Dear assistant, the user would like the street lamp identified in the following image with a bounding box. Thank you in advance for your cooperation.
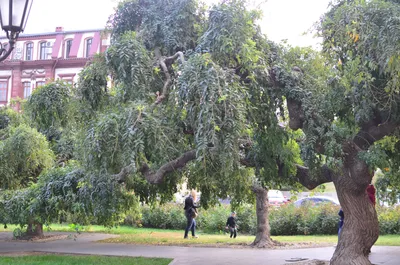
[0,0,33,62]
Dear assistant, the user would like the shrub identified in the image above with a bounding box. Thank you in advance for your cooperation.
[235,204,257,235]
[378,205,400,234]
[133,202,400,236]
[300,203,339,235]
[270,204,302,235]
[197,205,231,234]
[141,204,186,229]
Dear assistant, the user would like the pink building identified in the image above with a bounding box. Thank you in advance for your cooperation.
[0,27,110,106]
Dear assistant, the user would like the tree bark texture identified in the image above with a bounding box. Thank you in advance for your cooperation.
[251,186,274,248]
[156,51,185,104]
[330,143,379,265]
[26,221,44,238]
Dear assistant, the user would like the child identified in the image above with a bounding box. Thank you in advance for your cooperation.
[226,211,237,238]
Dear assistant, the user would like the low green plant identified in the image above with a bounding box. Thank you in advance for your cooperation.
[0,255,172,265]
[378,205,400,234]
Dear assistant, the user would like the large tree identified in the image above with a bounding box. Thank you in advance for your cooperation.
[276,0,400,264]
[103,0,302,248]
[0,82,137,237]
[3,1,400,264]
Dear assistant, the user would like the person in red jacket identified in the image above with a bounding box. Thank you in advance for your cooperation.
[366,184,376,254]
[367,184,376,207]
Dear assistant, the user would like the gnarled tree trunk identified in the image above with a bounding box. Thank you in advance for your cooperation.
[26,221,44,238]
[330,143,379,265]
[251,185,274,248]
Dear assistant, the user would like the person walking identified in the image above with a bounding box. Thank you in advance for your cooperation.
[338,208,344,238]
[183,190,199,239]
[226,211,237,238]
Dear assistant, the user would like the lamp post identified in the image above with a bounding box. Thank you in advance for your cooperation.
[0,0,33,62]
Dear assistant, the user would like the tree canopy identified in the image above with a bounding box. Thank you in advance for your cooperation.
[2,0,400,263]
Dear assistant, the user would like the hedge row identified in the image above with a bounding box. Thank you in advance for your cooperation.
[136,203,400,235]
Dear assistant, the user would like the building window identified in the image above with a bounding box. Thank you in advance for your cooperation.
[36,81,45,88]
[25,43,33,61]
[62,79,73,85]
[39,41,52,60]
[40,42,47,60]
[0,82,7,102]
[23,82,32,98]
[65,40,72,58]
[85,38,92,58]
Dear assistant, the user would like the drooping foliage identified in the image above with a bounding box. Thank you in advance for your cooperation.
[24,81,74,140]
[0,0,309,232]
[177,53,244,163]
[0,124,54,189]
[197,0,262,70]
[0,107,24,130]
[77,54,109,112]
[108,0,202,54]
[106,32,154,102]
[91,0,303,205]
[81,103,172,174]
[284,0,400,174]
[319,0,400,122]
[0,165,138,228]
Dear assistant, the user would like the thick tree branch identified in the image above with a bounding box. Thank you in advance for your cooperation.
[296,164,334,190]
[156,51,185,104]
[117,150,196,184]
[240,158,255,167]
[251,183,267,193]
[287,98,305,130]
[282,66,306,131]
[115,164,134,184]
[140,150,195,184]
[353,120,398,150]
[165,51,185,65]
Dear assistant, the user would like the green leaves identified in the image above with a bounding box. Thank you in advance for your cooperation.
[0,125,54,189]
[177,53,244,166]
[77,54,109,112]
[319,0,400,122]
[0,165,139,228]
[197,0,262,70]
[106,32,154,102]
[24,81,74,140]
[108,0,201,54]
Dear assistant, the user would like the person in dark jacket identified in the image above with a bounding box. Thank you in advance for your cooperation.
[338,208,344,238]
[226,211,237,238]
[183,190,199,239]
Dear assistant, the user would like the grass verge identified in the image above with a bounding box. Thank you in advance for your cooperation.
[2,224,400,247]
[0,254,172,265]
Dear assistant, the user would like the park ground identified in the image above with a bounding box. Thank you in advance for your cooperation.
[1,226,400,265]
[3,224,400,247]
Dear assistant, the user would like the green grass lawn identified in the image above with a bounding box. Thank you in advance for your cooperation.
[99,231,400,247]
[2,224,400,247]
[0,255,172,265]
[0,224,159,235]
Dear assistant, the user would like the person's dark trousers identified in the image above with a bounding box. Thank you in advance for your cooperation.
[184,212,196,238]
[229,227,237,238]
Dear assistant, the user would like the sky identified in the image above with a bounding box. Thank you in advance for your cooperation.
[12,0,331,48]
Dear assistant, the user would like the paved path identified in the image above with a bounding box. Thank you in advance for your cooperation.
[0,232,399,264]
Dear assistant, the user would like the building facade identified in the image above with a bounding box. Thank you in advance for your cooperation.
[0,27,110,106]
